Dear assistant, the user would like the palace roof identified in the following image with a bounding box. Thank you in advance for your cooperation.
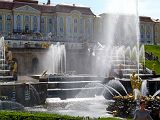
[0,0,94,15]
[139,16,154,22]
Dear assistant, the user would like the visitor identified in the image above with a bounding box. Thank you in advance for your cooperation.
[133,100,153,120]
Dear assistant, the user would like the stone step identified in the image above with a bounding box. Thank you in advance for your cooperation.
[48,81,101,89]
[47,87,104,99]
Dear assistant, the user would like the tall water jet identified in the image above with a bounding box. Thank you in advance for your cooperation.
[92,0,140,78]
[141,80,148,96]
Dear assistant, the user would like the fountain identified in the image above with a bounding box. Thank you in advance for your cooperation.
[0,0,160,119]
[0,36,47,108]
[25,0,160,119]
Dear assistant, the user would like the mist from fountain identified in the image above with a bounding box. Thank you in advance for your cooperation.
[108,79,128,95]
[139,45,145,66]
[27,84,40,104]
[40,43,66,75]
[90,0,140,78]
[0,100,24,110]
[151,90,160,99]
[56,0,141,117]
[141,80,148,96]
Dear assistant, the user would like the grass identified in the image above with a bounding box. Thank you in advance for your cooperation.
[144,45,160,74]
[0,110,131,120]
[145,45,160,58]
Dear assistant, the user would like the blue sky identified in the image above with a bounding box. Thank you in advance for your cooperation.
[39,0,160,19]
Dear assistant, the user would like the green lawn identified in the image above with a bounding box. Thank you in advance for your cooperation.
[144,45,160,74]
[0,111,130,120]
[145,45,160,58]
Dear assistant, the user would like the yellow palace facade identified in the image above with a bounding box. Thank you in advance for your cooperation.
[0,0,95,42]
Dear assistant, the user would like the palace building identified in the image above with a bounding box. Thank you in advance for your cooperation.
[0,0,95,42]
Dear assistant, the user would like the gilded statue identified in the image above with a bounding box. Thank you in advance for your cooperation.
[130,71,142,91]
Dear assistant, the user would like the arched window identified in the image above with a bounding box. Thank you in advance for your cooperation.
[74,18,78,33]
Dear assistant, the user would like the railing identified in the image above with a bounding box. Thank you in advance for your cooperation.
[3,33,95,49]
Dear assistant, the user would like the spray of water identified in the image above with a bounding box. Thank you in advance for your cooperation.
[39,43,66,74]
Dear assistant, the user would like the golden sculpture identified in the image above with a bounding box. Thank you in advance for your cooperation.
[130,71,142,91]
[41,42,49,48]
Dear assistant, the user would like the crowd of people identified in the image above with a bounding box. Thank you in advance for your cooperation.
[145,52,159,62]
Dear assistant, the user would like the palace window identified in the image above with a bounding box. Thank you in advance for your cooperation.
[25,16,30,32]
[33,24,37,32]
[59,17,64,32]
[33,16,37,22]
[66,16,72,33]
[25,24,29,32]
[0,15,2,20]
[33,16,37,32]
[146,25,151,39]
[80,18,84,33]
[0,15,2,32]
[6,23,11,32]
[49,18,52,24]
[41,17,45,33]
[25,16,29,22]
[17,15,21,21]
[141,34,144,39]
[74,18,78,33]
[17,23,21,32]
[86,19,90,34]
[0,23,2,32]
[7,15,11,20]
[48,18,52,32]
[74,19,77,23]
[6,15,11,32]
[17,15,22,32]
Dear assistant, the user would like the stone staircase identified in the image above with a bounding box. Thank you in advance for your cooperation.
[45,46,154,99]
